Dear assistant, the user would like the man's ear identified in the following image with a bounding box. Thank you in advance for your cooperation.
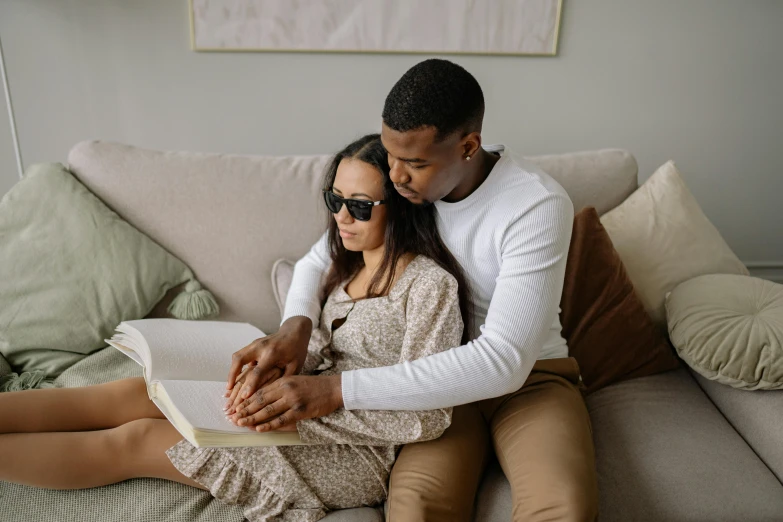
[461,131,482,159]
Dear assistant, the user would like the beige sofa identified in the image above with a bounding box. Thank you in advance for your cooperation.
[5,141,782,521]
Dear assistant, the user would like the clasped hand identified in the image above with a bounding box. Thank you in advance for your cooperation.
[223,317,343,432]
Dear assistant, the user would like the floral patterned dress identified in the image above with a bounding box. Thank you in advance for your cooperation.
[166,255,464,521]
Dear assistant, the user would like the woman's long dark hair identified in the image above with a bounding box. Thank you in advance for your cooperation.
[320,133,473,343]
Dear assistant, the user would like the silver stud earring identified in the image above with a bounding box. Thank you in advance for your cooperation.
[465,155,471,161]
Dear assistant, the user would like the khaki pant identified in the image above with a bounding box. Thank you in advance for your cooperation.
[387,357,598,522]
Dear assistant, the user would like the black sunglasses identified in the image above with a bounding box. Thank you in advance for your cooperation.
[323,190,386,222]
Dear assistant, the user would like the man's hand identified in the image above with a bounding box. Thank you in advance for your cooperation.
[224,363,282,413]
[224,316,313,412]
[229,374,343,431]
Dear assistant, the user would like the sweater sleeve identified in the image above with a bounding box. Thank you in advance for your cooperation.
[282,233,330,328]
[296,272,463,445]
[340,192,574,411]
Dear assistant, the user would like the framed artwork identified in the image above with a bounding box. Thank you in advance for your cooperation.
[190,0,563,56]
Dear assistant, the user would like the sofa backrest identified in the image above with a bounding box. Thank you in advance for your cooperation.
[68,141,638,333]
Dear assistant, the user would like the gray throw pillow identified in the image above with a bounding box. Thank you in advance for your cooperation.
[666,274,783,390]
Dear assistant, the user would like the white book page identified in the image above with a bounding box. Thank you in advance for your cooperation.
[107,338,145,367]
[159,379,262,433]
[106,333,152,381]
[122,319,265,383]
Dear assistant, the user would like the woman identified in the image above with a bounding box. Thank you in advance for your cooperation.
[0,134,471,520]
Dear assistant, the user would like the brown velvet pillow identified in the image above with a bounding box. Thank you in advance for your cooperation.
[560,207,680,394]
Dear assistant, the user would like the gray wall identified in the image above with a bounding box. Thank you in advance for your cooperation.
[1,0,781,273]
[0,57,16,198]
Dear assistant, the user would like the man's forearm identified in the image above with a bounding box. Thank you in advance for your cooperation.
[297,407,450,445]
[340,335,540,411]
[280,315,313,335]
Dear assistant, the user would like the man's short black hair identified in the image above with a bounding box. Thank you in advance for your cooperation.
[382,59,485,141]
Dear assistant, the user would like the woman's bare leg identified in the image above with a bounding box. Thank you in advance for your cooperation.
[0,418,206,490]
[0,377,163,433]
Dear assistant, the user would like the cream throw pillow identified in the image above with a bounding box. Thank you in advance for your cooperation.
[600,161,748,326]
[271,259,296,320]
[666,274,783,390]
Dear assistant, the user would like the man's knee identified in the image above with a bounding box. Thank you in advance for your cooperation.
[388,448,474,521]
[514,483,598,522]
[387,404,490,522]
[387,478,473,522]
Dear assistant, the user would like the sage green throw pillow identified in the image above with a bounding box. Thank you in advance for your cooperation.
[0,352,10,377]
[666,274,783,390]
[0,163,218,383]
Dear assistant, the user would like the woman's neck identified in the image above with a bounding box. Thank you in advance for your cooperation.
[350,247,414,299]
[361,246,385,277]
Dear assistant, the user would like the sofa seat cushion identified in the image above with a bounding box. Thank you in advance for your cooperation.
[446,368,783,522]
[586,368,783,521]
[473,458,512,522]
[1,348,246,522]
[693,371,783,484]
[0,348,382,522]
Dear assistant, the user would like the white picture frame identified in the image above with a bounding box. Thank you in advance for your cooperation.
[189,0,563,56]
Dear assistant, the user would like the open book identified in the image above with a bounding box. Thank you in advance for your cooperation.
[105,319,304,448]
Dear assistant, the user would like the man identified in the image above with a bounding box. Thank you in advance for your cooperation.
[227,59,598,521]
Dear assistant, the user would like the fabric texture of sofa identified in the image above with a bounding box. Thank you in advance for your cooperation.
[2,141,782,521]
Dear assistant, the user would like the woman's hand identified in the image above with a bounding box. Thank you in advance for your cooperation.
[230,374,343,431]
[224,367,299,433]
[224,363,281,414]
[224,316,313,411]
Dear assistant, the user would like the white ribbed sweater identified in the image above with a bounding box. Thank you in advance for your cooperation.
[283,147,574,411]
